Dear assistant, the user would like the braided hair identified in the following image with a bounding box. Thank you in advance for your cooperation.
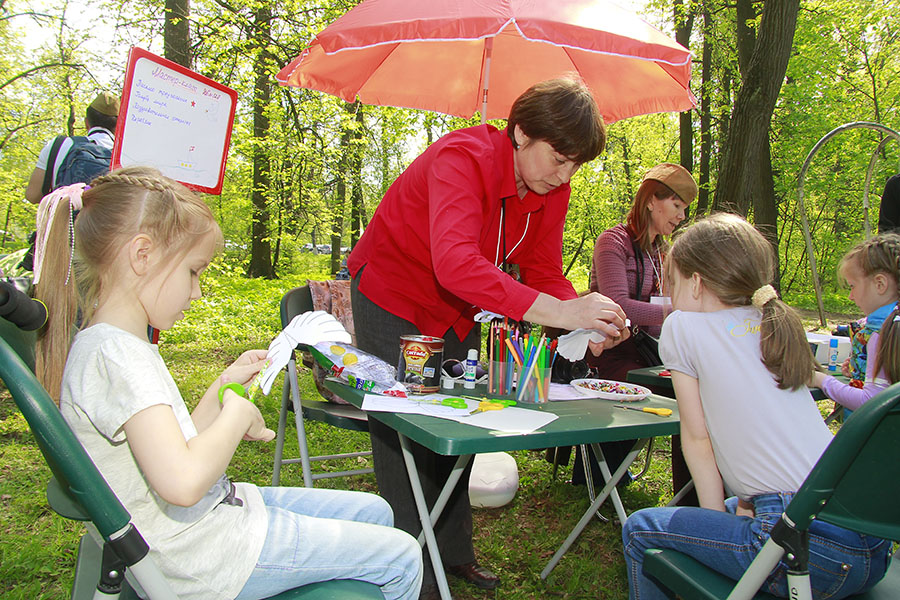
[35,166,220,401]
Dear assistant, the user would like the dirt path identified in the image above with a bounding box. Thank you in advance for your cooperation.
[794,307,860,333]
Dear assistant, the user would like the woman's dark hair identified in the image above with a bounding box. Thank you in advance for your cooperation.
[506,76,606,164]
[85,106,118,132]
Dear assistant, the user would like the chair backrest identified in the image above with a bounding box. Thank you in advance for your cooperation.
[281,285,315,328]
[0,332,131,538]
[0,315,36,371]
[786,381,900,541]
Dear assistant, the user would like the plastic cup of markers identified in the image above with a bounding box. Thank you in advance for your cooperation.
[516,365,551,404]
[489,360,515,396]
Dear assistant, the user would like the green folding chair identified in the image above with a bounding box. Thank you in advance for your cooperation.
[0,326,383,599]
[271,284,373,487]
[643,382,900,600]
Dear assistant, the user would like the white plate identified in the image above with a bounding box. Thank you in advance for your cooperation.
[570,378,651,401]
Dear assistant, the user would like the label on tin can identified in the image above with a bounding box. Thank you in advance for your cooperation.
[398,335,444,393]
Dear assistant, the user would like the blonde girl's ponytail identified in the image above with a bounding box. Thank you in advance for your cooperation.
[752,284,817,390]
[33,185,85,403]
[667,213,817,390]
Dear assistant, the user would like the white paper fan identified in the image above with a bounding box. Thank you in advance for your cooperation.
[258,311,351,395]
[556,328,607,361]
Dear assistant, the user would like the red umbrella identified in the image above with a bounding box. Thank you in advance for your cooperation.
[276,0,695,124]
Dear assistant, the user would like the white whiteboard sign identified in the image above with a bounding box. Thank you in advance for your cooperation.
[112,47,237,194]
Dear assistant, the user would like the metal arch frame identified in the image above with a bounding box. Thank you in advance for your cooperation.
[796,121,900,327]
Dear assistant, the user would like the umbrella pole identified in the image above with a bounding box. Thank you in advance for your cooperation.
[480,38,493,125]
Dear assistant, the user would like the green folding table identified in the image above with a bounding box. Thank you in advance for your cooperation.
[324,380,680,599]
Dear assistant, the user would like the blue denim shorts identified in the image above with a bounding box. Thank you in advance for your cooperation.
[749,493,891,598]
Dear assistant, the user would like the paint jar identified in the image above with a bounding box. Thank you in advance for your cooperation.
[398,335,444,393]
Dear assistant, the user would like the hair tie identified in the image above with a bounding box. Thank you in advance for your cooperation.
[751,284,777,309]
[33,183,86,286]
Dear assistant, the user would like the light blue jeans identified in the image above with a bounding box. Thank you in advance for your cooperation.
[236,486,423,600]
[622,493,891,600]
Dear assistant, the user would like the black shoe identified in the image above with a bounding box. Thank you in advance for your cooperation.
[446,561,501,590]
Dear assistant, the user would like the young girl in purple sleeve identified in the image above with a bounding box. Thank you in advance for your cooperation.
[810,234,900,411]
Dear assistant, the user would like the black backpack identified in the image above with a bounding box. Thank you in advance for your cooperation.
[22,135,113,272]
[40,134,113,196]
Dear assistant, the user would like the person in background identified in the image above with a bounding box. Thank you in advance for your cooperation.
[24,91,119,204]
[20,91,120,273]
[877,174,900,233]
[348,76,628,599]
[574,163,697,500]
[622,213,890,600]
[810,233,900,413]
[36,167,423,600]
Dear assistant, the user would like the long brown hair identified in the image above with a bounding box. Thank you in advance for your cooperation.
[666,213,816,390]
[34,166,220,402]
[627,179,677,251]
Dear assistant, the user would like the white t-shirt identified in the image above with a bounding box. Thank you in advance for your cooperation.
[36,127,115,188]
[659,306,833,500]
[60,323,267,600]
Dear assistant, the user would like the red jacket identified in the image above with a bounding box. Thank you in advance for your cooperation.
[348,124,577,340]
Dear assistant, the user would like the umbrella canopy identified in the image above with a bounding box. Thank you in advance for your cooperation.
[276,0,695,124]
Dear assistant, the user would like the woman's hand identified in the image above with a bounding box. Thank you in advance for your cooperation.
[587,325,631,356]
[554,292,627,339]
[219,349,269,388]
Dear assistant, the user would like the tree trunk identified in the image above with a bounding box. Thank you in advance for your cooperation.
[331,103,355,275]
[247,5,274,278]
[675,0,695,176]
[696,7,713,216]
[350,104,365,248]
[713,0,799,225]
[164,0,191,69]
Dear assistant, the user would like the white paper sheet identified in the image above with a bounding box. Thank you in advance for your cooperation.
[361,393,557,433]
[549,382,590,401]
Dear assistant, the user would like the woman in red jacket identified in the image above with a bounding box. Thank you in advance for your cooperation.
[349,77,626,598]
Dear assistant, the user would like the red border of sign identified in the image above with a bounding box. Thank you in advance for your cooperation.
[112,47,238,195]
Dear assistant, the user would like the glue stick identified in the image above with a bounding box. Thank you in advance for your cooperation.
[464,349,478,389]
[828,338,839,372]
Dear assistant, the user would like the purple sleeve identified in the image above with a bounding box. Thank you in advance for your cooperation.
[821,332,888,410]
[591,227,666,330]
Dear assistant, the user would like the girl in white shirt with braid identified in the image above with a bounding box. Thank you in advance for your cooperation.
[35,166,422,600]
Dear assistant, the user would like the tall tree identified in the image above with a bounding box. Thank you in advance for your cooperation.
[247,2,274,278]
[695,6,713,215]
[164,0,191,68]
[674,0,695,175]
[713,0,800,259]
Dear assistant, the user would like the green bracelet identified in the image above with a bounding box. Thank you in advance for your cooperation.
[218,382,248,404]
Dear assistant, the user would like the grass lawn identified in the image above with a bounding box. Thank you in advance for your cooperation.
[0,263,854,599]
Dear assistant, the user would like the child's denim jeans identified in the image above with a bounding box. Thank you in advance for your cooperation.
[623,492,891,600]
